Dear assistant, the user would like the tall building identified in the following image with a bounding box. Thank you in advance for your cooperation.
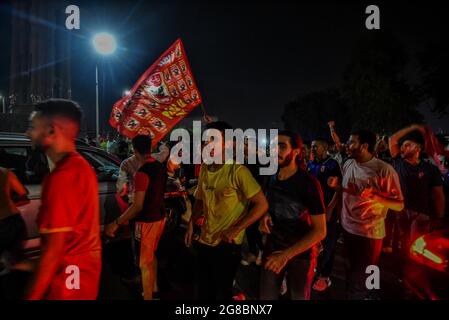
[9,0,72,113]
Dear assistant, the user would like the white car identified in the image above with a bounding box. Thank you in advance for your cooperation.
[0,132,127,261]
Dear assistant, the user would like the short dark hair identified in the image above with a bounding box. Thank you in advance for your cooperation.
[351,129,377,154]
[401,130,425,149]
[132,135,152,155]
[205,121,233,134]
[34,99,82,128]
[312,138,329,148]
[278,130,303,150]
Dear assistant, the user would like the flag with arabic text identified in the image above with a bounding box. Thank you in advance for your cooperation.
[109,39,202,146]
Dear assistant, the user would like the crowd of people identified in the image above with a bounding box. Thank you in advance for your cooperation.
[82,132,133,161]
[1,98,448,300]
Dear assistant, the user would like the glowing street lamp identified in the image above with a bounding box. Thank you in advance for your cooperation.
[92,32,117,141]
[92,32,117,55]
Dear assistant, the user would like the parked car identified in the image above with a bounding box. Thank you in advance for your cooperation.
[404,226,449,300]
[0,132,186,261]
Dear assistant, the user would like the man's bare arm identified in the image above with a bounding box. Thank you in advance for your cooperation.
[328,121,344,152]
[389,124,425,158]
[264,214,326,274]
[284,214,326,259]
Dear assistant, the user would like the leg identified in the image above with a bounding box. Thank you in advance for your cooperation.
[259,253,285,300]
[197,243,216,300]
[138,219,165,300]
[196,243,217,300]
[383,211,394,251]
[214,242,242,300]
[410,213,430,243]
[318,217,338,278]
[286,257,316,300]
[130,221,139,270]
[153,256,158,293]
[0,214,25,263]
[398,210,412,259]
[392,214,401,253]
[343,230,382,300]
[140,259,155,300]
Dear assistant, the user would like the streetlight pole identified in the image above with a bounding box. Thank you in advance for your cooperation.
[92,32,117,144]
[95,64,100,143]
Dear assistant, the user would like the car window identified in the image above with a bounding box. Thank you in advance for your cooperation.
[0,147,49,185]
[79,150,119,182]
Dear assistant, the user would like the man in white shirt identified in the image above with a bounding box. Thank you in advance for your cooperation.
[334,129,404,299]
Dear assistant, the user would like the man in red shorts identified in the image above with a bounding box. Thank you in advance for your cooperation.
[105,135,167,300]
[26,99,102,300]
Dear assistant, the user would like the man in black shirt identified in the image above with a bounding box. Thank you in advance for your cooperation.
[389,124,445,248]
[105,135,167,300]
[259,131,326,300]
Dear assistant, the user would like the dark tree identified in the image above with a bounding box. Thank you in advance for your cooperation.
[341,31,423,134]
[281,88,349,142]
[282,31,424,139]
[418,42,449,118]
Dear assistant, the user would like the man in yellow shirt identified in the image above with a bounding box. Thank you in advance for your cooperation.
[185,121,268,300]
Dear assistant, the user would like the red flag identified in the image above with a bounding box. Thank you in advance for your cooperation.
[423,126,449,158]
[109,39,202,146]
[423,126,449,173]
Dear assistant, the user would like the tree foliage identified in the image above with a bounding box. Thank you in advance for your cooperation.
[282,31,424,139]
[418,42,449,118]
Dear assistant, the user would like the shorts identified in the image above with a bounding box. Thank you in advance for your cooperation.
[135,218,166,267]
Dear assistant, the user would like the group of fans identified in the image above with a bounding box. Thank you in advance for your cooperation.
[0,98,448,300]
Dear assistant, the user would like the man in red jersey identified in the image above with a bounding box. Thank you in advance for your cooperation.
[25,99,102,300]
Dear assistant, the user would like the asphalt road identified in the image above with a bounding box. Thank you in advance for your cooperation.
[102,225,411,300]
[0,225,411,300]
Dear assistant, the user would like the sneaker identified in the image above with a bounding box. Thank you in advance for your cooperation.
[232,293,246,300]
[382,246,393,254]
[280,276,288,295]
[312,277,332,292]
[337,235,344,244]
[240,254,257,266]
[255,251,263,266]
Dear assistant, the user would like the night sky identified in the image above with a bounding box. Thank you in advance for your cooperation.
[0,0,448,133]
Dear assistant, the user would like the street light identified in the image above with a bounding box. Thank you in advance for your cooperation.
[92,33,117,55]
[92,32,117,142]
